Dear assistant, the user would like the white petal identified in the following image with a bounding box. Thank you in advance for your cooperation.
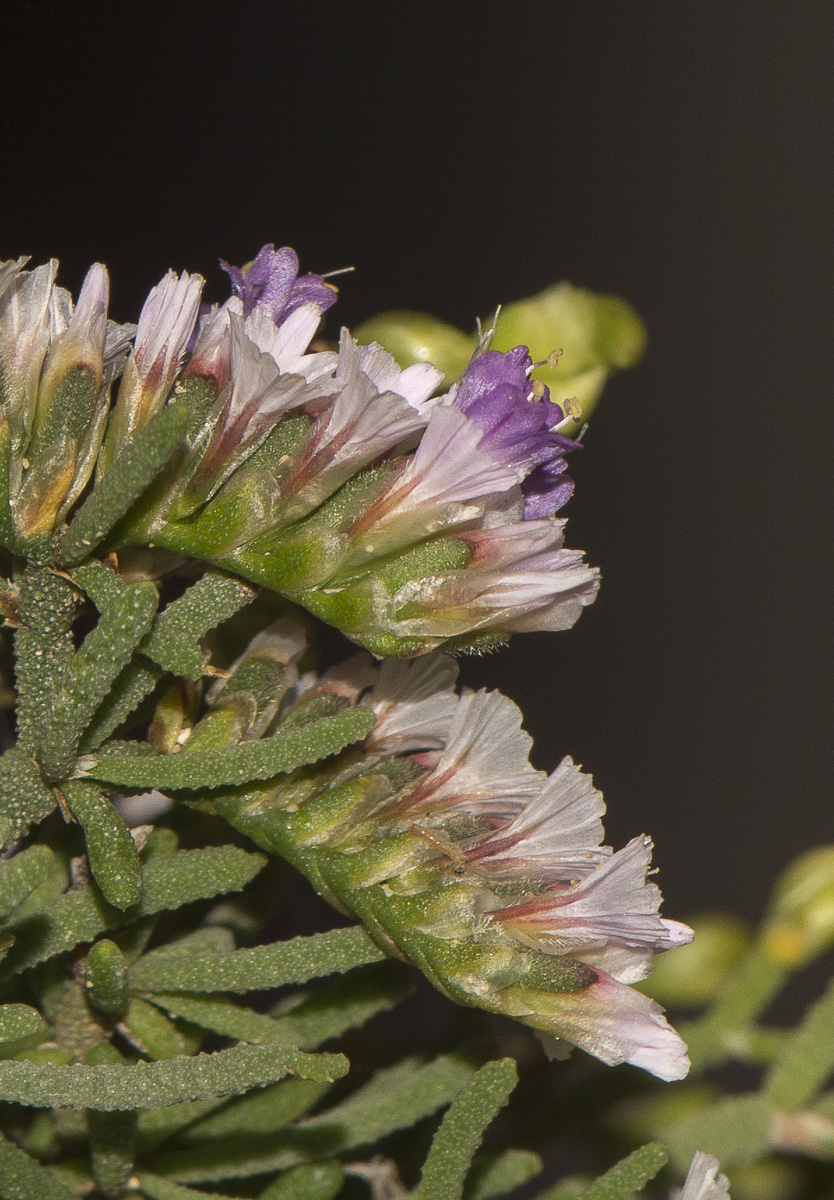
[473,757,609,879]
[348,335,443,411]
[388,538,599,641]
[537,968,690,1081]
[134,270,203,380]
[672,1151,731,1200]
[319,652,379,703]
[405,689,543,819]
[0,256,28,302]
[498,837,691,981]
[365,653,460,753]
[246,303,336,381]
[399,406,517,510]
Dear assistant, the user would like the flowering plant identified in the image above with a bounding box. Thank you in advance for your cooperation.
[0,246,832,1199]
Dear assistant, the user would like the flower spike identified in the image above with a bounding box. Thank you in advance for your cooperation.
[0,245,614,659]
[193,633,691,1082]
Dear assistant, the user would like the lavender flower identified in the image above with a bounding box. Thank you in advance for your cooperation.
[219,243,337,324]
[446,345,579,519]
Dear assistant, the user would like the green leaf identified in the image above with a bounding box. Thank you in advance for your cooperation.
[86,706,377,790]
[684,943,790,1069]
[269,961,414,1049]
[0,1040,346,1110]
[141,571,257,680]
[153,1051,481,1183]
[465,1149,543,1200]
[171,1079,332,1147]
[13,566,79,759]
[63,780,143,910]
[148,964,413,1050]
[0,1132,78,1200]
[302,1051,482,1159]
[61,404,189,565]
[131,926,384,993]
[72,559,127,612]
[147,992,299,1045]
[136,1098,226,1155]
[121,998,201,1061]
[0,1005,43,1044]
[582,1144,668,1200]
[137,1174,240,1200]
[88,1105,137,1197]
[765,976,834,1111]
[532,1180,591,1200]
[0,751,56,842]
[0,414,13,550]
[258,1163,344,1200]
[664,1093,770,1171]
[41,580,159,778]
[0,845,55,919]
[413,1059,518,1200]
[0,846,265,978]
[78,655,164,753]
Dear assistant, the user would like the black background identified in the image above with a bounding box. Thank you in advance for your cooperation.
[2,2,832,923]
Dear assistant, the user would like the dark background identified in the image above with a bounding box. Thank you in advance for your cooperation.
[2,2,832,923]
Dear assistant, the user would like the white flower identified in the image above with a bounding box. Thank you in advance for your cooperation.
[531,967,690,1081]
[352,338,443,414]
[398,688,544,820]
[132,269,204,387]
[0,260,57,461]
[384,518,599,641]
[466,756,611,881]
[104,269,204,463]
[672,1151,731,1200]
[496,834,692,984]
[35,263,110,424]
[273,331,430,523]
[341,404,519,569]
[245,302,336,382]
[363,653,460,753]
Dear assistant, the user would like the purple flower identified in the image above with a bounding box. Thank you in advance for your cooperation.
[220,244,337,325]
[448,346,579,519]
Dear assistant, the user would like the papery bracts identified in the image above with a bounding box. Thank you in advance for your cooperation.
[0,247,603,654]
[77,612,691,1081]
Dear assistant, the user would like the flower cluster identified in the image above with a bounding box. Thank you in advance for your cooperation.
[0,246,598,654]
[203,622,691,1081]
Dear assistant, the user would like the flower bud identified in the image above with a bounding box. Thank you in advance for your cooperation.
[353,311,475,384]
[12,265,111,541]
[100,269,203,474]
